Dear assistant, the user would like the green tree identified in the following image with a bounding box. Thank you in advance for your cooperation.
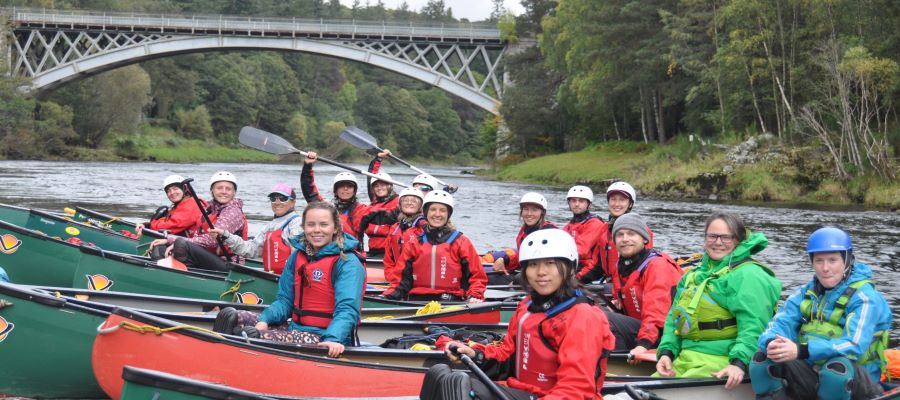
[53,65,152,148]
[174,105,214,140]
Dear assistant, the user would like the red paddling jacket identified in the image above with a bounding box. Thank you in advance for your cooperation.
[611,249,683,348]
[382,213,426,285]
[474,293,615,399]
[362,157,399,254]
[300,163,369,241]
[563,213,606,282]
[385,227,487,300]
[147,198,205,236]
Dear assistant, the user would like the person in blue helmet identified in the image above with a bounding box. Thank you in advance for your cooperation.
[750,227,891,400]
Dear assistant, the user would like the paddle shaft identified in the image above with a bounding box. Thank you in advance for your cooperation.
[449,345,512,400]
[303,151,408,188]
[181,178,234,263]
[341,127,451,187]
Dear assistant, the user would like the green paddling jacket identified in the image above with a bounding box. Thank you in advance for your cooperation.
[657,231,782,372]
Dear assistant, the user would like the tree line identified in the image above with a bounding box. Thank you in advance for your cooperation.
[494,0,899,179]
[0,0,494,161]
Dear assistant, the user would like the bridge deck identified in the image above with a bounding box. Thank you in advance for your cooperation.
[8,8,502,44]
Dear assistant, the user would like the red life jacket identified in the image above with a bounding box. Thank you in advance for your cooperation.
[364,195,399,251]
[514,295,601,393]
[613,250,678,318]
[291,252,340,329]
[261,215,299,275]
[384,215,425,283]
[411,230,463,292]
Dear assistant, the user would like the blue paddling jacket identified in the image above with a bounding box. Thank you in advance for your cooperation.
[758,261,892,381]
[258,232,365,345]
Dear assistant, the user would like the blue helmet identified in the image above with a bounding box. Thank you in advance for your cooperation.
[806,227,852,256]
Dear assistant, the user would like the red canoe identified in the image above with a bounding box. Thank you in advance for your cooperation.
[92,308,429,399]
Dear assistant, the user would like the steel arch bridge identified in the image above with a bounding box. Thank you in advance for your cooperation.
[5,8,508,113]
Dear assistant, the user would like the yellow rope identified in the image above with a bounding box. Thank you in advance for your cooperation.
[219,279,252,300]
[117,320,223,338]
[414,301,464,316]
[363,315,395,321]
[103,217,120,225]
[409,343,434,351]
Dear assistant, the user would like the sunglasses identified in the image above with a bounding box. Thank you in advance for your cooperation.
[268,194,293,203]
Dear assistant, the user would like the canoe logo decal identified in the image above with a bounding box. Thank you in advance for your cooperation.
[0,234,22,255]
[65,226,80,236]
[0,316,13,342]
[235,292,263,305]
[86,274,114,291]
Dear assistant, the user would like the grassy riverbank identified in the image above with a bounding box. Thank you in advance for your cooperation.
[490,140,900,210]
[74,126,279,163]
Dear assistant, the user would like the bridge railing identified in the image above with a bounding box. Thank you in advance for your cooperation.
[6,7,501,41]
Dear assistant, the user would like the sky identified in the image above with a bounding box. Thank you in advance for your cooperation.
[339,0,525,22]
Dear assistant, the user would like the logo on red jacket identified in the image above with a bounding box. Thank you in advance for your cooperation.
[235,292,264,305]
[312,268,324,282]
[0,316,14,343]
[0,234,22,254]
[86,274,114,291]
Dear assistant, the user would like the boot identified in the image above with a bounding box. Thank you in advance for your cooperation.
[213,307,239,335]
[420,364,453,400]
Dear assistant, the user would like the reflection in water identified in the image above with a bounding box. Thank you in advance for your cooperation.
[1,160,898,343]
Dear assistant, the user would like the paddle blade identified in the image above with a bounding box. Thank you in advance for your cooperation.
[340,126,380,150]
[239,126,302,155]
[157,256,187,271]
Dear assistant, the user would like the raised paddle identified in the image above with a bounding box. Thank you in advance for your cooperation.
[448,344,512,400]
[340,126,457,193]
[239,126,408,188]
[181,178,234,263]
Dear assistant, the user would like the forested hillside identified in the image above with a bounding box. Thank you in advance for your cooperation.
[496,0,899,181]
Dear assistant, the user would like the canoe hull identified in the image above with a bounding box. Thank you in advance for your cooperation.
[93,310,429,399]
[0,282,107,398]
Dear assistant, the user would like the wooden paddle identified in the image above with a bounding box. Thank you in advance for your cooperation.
[239,126,408,187]
[448,344,512,400]
[340,126,456,193]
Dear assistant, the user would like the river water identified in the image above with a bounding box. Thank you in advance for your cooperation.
[1,160,898,344]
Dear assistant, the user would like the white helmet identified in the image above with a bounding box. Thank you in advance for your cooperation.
[412,173,441,192]
[372,171,393,185]
[398,187,424,202]
[333,172,358,192]
[566,185,593,202]
[423,190,454,217]
[163,174,185,191]
[519,192,548,210]
[209,171,237,190]
[607,181,636,204]
[518,228,578,265]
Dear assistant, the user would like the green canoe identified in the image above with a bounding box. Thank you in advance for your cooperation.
[64,205,269,270]
[0,282,108,398]
[0,217,280,304]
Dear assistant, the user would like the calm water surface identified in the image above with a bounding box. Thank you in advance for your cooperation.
[1,160,897,344]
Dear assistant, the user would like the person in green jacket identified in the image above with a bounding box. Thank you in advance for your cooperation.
[655,212,782,390]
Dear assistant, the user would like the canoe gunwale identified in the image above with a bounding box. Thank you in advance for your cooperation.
[122,366,279,400]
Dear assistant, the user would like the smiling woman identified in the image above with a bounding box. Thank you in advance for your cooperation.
[209,183,303,274]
